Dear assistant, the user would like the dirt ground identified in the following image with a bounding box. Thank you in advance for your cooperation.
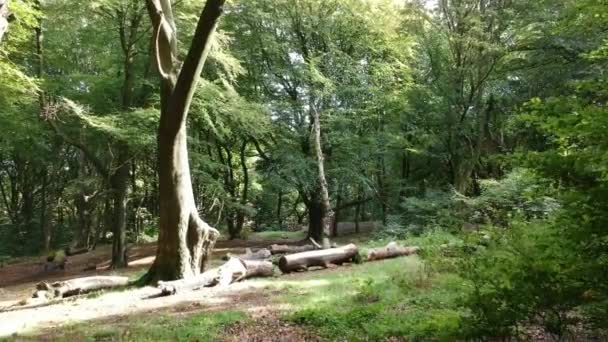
[0,237,326,339]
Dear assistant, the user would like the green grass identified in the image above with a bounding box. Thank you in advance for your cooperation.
[9,310,247,342]
[248,234,470,341]
[282,259,467,340]
[249,230,306,241]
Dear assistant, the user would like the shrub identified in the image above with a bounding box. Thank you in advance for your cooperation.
[458,220,585,339]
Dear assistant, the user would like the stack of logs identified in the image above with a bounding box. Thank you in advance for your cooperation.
[9,240,419,309]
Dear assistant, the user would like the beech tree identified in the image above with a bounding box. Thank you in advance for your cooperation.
[0,0,8,44]
[143,0,225,281]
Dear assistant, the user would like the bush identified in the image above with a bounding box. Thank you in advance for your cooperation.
[458,220,585,339]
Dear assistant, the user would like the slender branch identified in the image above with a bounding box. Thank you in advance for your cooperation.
[46,119,110,179]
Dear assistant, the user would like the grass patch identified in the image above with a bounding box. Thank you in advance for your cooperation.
[10,310,247,341]
[255,248,468,341]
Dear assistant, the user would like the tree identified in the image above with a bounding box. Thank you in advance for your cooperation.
[143,0,225,282]
[0,0,9,44]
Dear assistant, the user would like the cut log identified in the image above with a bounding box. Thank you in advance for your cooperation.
[224,248,271,261]
[278,243,359,273]
[158,258,274,295]
[158,268,220,295]
[218,258,274,286]
[366,242,420,261]
[269,244,315,255]
[36,276,129,298]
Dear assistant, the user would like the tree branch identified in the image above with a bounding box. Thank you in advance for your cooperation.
[46,119,109,179]
[164,0,226,135]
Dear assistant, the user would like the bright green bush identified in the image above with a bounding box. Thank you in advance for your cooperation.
[458,220,586,339]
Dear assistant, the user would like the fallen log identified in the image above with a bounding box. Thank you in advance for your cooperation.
[158,268,220,295]
[158,258,274,295]
[366,242,420,261]
[278,243,359,273]
[36,276,129,298]
[223,248,271,261]
[218,258,274,286]
[269,244,315,255]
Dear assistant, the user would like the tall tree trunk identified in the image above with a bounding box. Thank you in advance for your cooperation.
[311,107,333,246]
[40,173,52,253]
[235,141,249,237]
[332,185,342,237]
[277,189,283,229]
[144,0,224,282]
[306,193,323,242]
[110,150,129,268]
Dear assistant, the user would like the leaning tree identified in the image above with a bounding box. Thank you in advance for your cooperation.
[144,0,225,282]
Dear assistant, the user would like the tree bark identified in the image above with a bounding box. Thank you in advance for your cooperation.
[311,107,333,247]
[234,140,249,237]
[278,243,359,273]
[277,189,283,229]
[110,150,129,268]
[144,0,225,282]
[306,195,323,242]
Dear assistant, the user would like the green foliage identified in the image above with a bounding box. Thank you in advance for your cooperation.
[458,220,586,339]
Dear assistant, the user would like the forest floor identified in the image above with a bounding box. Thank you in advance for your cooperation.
[0,230,432,341]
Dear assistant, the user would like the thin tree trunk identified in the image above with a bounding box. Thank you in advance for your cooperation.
[235,140,249,236]
[332,185,342,237]
[277,189,283,229]
[311,107,333,247]
[110,151,129,268]
[355,188,361,234]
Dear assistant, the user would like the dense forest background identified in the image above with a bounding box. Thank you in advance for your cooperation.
[1,0,608,339]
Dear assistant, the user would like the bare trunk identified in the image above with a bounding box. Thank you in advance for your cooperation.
[311,108,333,246]
[306,196,323,242]
[277,189,283,229]
[40,173,52,253]
[110,151,129,268]
[143,0,225,282]
[332,186,342,237]
[234,141,249,236]
[149,124,218,281]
